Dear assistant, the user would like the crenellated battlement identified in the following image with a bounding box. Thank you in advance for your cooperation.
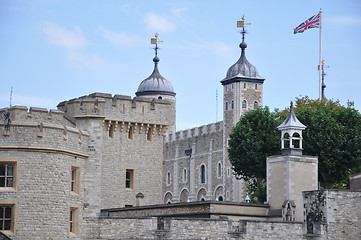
[165,121,223,143]
[0,105,89,156]
[58,92,176,132]
[0,105,65,125]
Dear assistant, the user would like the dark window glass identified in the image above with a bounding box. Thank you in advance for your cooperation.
[0,178,5,187]
[200,165,206,184]
[6,178,13,187]
[7,165,13,176]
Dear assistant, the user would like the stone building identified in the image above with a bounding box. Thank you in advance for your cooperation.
[0,25,360,239]
[163,35,264,204]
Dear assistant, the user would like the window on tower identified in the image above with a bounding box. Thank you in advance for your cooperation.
[253,101,259,109]
[231,101,234,109]
[225,102,229,110]
[125,169,134,189]
[0,204,14,232]
[200,165,206,184]
[0,162,17,190]
[242,100,247,109]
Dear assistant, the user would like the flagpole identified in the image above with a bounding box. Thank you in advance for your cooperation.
[318,9,323,100]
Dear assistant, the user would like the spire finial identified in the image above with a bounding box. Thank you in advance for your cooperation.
[237,15,251,43]
[150,33,163,58]
[290,101,294,111]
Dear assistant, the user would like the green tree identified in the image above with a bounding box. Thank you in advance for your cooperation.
[287,97,361,188]
[228,107,281,202]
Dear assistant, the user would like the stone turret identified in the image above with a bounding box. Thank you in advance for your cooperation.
[266,102,318,221]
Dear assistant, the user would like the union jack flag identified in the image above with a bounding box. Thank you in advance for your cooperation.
[294,13,320,34]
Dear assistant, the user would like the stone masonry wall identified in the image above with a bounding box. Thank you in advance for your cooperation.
[0,106,89,239]
[303,190,361,239]
[94,217,307,240]
[58,92,173,212]
[164,122,231,203]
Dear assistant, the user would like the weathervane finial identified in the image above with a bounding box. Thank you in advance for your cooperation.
[150,33,163,57]
[237,14,251,41]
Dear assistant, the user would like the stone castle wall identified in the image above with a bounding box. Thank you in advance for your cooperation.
[57,93,174,211]
[163,122,244,203]
[57,92,175,133]
[303,190,361,239]
[0,106,89,240]
[92,217,305,240]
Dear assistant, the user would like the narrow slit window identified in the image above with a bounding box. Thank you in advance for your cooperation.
[69,207,79,235]
[125,169,134,189]
[200,165,206,184]
[70,167,79,194]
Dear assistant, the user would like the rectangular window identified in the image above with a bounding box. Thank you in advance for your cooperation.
[125,169,134,189]
[69,207,79,236]
[0,205,13,232]
[0,162,16,190]
[70,167,79,194]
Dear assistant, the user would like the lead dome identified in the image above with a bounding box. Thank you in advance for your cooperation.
[136,56,175,97]
[224,40,263,80]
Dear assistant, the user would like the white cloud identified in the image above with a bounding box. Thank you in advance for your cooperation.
[171,7,187,18]
[43,22,87,50]
[97,26,138,47]
[145,13,175,32]
[43,22,108,71]
[67,52,108,71]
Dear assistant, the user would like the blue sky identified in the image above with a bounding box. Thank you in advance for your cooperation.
[0,0,360,130]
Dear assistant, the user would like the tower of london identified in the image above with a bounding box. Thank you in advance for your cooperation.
[0,26,360,240]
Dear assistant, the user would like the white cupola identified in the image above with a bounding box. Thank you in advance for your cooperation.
[277,102,306,155]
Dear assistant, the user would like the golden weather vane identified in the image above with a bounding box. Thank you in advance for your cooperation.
[150,33,163,57]
[237,15,251,41]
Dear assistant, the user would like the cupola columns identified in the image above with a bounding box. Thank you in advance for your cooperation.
[277,102,306,156]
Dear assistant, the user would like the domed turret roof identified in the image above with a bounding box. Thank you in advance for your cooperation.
[222,40,264,83]
[136,56,175,97]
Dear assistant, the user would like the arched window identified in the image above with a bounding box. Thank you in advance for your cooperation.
[231,101,234,109]
[147,127,152,141]
[255,83,258,89]
[200,165,206,184]
[243,82,246,88]
[253,101,259,109]
[292,132,301,148]
[217,162,222,178]
[128,126,133,140]
[158,96,162,100]
[242,100,247,109]
[109,123,115,138]
[225,102,229,110]
[283,132,290,148]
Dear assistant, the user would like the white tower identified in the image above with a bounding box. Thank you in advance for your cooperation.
[221,17,265,202]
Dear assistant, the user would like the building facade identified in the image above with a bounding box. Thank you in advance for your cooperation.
[163,36,264,204]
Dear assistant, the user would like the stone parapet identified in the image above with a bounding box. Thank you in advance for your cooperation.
[165,121,223,143]
[57,92,175,133]
[0,106,65,125]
